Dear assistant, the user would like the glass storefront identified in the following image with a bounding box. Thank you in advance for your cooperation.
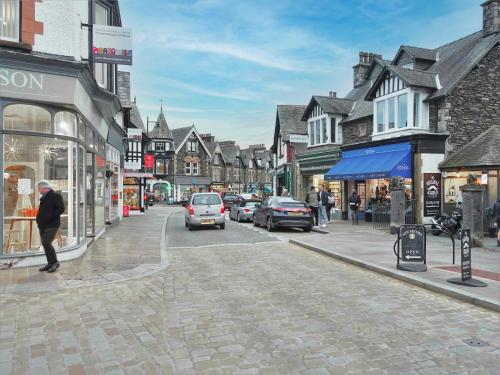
[106,145,121,222]
[1,101,111,256]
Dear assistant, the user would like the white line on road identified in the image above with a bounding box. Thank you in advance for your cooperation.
[169,241,279,250]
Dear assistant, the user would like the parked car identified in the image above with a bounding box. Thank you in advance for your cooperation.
[253,196,313,232]
[184,193,226,230]
[145,192,155,206]
[223,194,239,211]
[229,199,262,222]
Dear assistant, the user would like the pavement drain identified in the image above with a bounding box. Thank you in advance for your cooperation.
[463,337,490,347]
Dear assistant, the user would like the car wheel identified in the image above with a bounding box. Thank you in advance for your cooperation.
[253,215,259,226]
[266,217,274,232]
[220,223,225,230]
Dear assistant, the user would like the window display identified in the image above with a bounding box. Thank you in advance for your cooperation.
[123,177,140,210]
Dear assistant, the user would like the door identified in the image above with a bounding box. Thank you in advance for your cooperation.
[86,152,95,236]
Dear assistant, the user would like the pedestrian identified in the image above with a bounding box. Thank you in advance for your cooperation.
[349,189,361,225]
[326,188,335,223]
[317,184,329,228]
[36,180,65,273]
[305,186,319,228]
[282,187,289,197]
[494,197,500,246]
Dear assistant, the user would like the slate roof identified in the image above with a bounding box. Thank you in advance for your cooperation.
[220,144,240,164]
[429,31,500,99]
[301,97,354,121]
[129,102,145,132]
[276,105,308,139]
[386,65,437,89]
[117,71,131,106]
[341,100,373,124]
[171,126,192,149]
[398,46,437,61]
[439,125,500,169]
[148,109,173,139]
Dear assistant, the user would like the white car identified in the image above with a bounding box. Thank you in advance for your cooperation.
[184,193,226,230]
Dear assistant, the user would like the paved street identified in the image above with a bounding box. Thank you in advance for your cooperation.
[1,209,499,375]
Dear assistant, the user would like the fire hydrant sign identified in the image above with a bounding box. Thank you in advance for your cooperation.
[461,229,471,281]
[400,225,425,262]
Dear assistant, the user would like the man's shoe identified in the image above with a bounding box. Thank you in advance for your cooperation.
[39,264,51,272]
[47,263,60,273]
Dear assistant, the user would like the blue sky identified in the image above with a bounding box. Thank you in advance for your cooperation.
[120,0,484,147]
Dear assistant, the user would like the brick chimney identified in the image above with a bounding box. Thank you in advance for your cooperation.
[249,144,266,150]
[353,52,382,88]
[482,0,500,36]
[200,133,215,143]
[329,91,337,98]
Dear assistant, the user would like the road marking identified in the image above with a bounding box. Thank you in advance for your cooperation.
[169,241,279,250]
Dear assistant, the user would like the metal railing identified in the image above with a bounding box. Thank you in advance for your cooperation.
[372,199,417,230]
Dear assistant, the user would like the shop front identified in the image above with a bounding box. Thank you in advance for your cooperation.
[174,176,211,202]
[123,172,153,213]
[0,54,122,264]
[325,142,414,221]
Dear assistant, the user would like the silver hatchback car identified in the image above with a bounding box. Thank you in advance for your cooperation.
[184,193,226,230]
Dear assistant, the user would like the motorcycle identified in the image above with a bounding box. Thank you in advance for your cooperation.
[431,202,463,240]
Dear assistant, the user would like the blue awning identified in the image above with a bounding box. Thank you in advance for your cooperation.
[325,142,412,180]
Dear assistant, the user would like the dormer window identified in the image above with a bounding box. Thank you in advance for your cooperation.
[156,142,165,152]
[403,63,414,69]
[187,140,198,153]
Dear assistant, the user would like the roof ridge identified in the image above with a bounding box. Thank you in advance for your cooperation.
[313,95,353,101]
[389,65,436,74]
[434,30,481,51]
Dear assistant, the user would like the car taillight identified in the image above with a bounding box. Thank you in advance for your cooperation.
[220,206,225,214]
[187,205,195,215]
[272,207,285,212]
[243,208,251,213]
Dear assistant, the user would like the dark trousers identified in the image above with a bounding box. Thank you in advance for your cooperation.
[326,204,333,221]
[39,227,59,265]
[310,206,319,226]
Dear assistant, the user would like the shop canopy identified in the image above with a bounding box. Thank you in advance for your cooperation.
[324,142,412,181]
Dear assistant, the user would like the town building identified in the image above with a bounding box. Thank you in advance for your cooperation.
[201,134,228,193]
[270,105,307,197]
[1,0,130,264]
[326,0,499,223]
[219,141,243,193]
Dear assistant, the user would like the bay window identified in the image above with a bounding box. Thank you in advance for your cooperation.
[322,118,327,143]
[414,93,421,127]
[388,97,395,129]
[0,0,19,42]
[330,118,336,143]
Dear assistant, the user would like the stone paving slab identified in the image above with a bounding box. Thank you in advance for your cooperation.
[0,206,180,294]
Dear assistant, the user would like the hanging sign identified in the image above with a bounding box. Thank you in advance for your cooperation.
[127,128,142,141]
[92,25,133,65]
[144,154,154,169]
[289,134,308,143]
[423,173,442,216]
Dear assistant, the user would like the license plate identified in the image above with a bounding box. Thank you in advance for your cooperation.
[201,219,215,224]
[288,211,303,216]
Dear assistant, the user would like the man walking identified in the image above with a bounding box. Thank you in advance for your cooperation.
[318,184,329,228]
[349,189,361,225]
[36,180,65,273]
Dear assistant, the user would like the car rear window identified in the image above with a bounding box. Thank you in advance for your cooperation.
[277,200,305,208]
[192,194,222,206]
[243,201,261,207]
[224,195,238,201]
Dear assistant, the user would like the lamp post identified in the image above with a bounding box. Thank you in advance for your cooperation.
[236,149,241,194]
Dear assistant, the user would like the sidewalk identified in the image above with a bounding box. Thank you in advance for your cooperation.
[0,206,180,294]
[291,220,500,312]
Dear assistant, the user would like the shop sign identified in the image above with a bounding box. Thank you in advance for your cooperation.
[289,134,308,143]
[144,154,154,169]
[423,173,441,217]
[127,128,142,141]
[461,229,472,281]
[92,25,133,65]
[400,225,426,262]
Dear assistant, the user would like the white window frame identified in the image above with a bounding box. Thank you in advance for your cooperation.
[192,162,199,175]
[0,0,20,42]
[185,162,191,175]
[372,87,430,139]
[155,142,165,152]
[187,140,198,153]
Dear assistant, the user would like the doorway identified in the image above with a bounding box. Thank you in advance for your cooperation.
[86,151,95,236]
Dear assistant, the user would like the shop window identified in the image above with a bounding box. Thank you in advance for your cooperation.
[3,104,51,133]
[398,94,408,128]
[78,120,86,142]
[86,127,95,149]
[0,0,19,42]
[94,155,106,230]
[55,112,77,137]
[3,135,79,255]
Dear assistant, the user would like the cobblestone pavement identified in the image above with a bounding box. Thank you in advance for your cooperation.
[0,212,499,374]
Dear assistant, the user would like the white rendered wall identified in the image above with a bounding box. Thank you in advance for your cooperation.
[34,0,89,61]
[420,153,445,223]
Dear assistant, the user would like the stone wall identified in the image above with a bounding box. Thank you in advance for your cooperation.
[175,138,209,177]
[443,44,500,156]
[341,116,373,145]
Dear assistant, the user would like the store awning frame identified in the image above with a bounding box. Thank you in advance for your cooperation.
[325,142,412,181]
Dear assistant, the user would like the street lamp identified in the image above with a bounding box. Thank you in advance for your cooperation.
[236,149,241,194]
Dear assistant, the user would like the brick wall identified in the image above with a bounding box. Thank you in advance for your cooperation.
[341,116,373,145]
[442,44,500,156]
[21,0,44,46]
